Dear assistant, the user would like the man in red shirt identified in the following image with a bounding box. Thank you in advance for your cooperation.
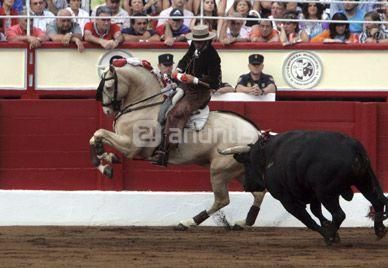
[84,6,123,49]
[6,11,48,48]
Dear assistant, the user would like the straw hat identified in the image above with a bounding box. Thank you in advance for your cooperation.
[186,24,216,41]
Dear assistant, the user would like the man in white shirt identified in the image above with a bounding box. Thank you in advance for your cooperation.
[157,0,193,27]
[92,0,130,29]
[30,0,55,31]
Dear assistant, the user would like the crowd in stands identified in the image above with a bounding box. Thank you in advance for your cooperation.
[0,0,387,46]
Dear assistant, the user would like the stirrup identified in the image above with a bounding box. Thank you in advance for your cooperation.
[151,150,169,167]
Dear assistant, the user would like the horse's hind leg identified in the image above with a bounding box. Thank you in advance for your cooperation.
[176,158,237,230]
[233,175,266,229]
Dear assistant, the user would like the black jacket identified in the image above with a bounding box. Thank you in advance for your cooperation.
[177,42,222,89]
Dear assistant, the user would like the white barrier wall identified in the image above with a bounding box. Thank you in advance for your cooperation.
[33,48,388,91]
[0,190,376,227]
[0,48,26,90]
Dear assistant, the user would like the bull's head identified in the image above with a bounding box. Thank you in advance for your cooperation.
[218,143,266,192]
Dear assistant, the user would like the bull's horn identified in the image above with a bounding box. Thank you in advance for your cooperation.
[217,145,251,155]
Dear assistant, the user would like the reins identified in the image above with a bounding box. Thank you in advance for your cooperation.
[114,83,177,122]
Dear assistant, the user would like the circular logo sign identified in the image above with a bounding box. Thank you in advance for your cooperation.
[97,49,133,77]
[282,51,323,89]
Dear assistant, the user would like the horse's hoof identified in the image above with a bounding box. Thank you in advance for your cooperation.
[111,154,121,164]
[232,225,244,231]
[174,223,189,231]
[103,166,113,179]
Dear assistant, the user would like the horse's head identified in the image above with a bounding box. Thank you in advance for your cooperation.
[96,65,129,115]
[96,61,162,115]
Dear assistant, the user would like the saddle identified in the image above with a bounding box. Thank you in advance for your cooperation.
[157,87,210,131]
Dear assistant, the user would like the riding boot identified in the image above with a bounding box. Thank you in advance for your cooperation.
[151,135,169,167]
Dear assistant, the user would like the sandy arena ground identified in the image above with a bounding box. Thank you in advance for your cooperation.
[0,226,388,267]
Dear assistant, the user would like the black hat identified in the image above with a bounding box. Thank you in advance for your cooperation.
[158,53,174,66]
[169,8,184,18]
[249,54,264,65]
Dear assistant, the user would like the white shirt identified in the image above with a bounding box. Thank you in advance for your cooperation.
[157,7,193,27]
[32,10,55,32]
[92,5,130,29]
[66,7,90,34]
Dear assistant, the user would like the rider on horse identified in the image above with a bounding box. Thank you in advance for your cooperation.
[152,24,222,166]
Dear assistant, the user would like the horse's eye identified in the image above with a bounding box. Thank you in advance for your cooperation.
[105,86,112,91]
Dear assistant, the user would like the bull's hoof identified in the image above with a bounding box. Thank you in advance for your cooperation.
[103,166,113,179]
[232,224,244,231]
[174,223,189,231]
[333,232,341,243]
[111,154,121,164]
[375,224,386,240]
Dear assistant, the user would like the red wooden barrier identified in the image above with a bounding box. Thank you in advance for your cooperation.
[0,99,386,191]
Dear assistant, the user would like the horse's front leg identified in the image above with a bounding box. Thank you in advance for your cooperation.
[89,128,135,178]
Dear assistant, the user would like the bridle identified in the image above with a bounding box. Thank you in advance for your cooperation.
[96,65,174,121]
[96,68,121,112]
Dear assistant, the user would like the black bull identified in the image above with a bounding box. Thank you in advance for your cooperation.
[229,130,388,245]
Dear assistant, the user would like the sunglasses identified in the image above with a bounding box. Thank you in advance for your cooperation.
[32,1,44,5]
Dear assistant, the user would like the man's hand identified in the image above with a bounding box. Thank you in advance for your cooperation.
[164,37,175,46]
[74,38,84,52]
[62,33,72,45]
[28,36,42,49]
[100,39,116,49]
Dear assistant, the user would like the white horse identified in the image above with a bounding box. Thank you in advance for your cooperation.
[89,60,265,229]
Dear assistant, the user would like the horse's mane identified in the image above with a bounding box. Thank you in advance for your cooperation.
[214,110,261,130]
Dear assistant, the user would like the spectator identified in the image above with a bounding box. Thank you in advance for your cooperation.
[359,11,388,43]
[6,11,49,48]
[250,19,280,43]
[285,1,302,17]
[311,12,358,43]
[235,54,276,96]
[330,0,374,17]
[30,0,55,31]
[0,0,23,13]
[92,0,130,29]
[219,13,250,44]
[46,0,68,15]
[269,1,286,31]
[124,0,162,16]
[230,0,260,27]
[122,12,160,41]
[46,9,84,52]
[66,0,89,34]
[157,0,194,27]
[340,0,366,33]
[190,0,219,34]
[156,8,190,46]
[299,2,329,39]
[378,0,388,35]
[84,6,123,49]
[258,0,272,18]
[0,0,18,38]
[193,0,227,19]
[279,11,309,45]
